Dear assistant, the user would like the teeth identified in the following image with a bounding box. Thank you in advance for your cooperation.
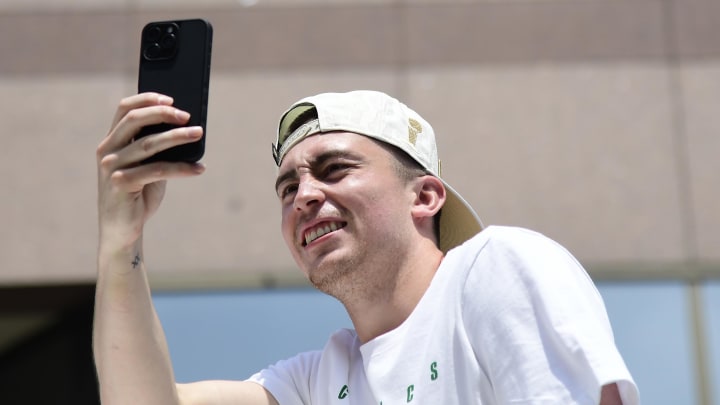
[304,222,343,245]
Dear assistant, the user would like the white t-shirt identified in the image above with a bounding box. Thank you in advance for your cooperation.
[248,226,639,404]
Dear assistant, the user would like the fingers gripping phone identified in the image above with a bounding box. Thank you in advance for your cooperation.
[136,19,213,162]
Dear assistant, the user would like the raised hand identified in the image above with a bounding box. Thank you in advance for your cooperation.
[96,92,205,250]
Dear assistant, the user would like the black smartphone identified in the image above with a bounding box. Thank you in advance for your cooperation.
[136,19,213,162]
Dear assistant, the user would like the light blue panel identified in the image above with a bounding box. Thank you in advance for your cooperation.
[153,288,352,382]
[703,281,720,404]
[156,281,700,404]
[597,282,697,405]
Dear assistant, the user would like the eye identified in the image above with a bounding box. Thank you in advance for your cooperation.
[278,183,298,200]
[321,162,350,179]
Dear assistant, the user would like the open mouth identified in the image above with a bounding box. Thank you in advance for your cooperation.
[303,221,347,246]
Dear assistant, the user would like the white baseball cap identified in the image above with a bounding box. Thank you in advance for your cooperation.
[272,90,483,253]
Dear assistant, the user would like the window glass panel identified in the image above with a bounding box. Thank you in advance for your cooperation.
[153,288,351,382]
[703,281,720,403]
[155,281,700,403]
[596,281,697,405]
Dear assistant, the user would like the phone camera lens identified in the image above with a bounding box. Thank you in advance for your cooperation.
[160,33,177,49]
[143,44,162,60]
[142,23,179,61]
[146,26,162,42]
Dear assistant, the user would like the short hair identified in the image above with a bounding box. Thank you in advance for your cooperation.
[378,142,442,244]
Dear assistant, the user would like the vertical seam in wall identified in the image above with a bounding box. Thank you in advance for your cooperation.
[395,0,410,101]
[663,0,699,262]
[689,281,713,405]
[662,1,710,403]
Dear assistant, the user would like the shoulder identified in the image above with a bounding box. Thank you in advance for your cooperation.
[248,350,322,384]
[448,225,578,269]
[462,225,569,251]
[455,225,597,310]
[246,329,359,405]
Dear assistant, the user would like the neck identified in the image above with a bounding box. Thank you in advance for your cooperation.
[339,239,444,343]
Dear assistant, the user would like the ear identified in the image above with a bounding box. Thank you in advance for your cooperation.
[410,175,446,222]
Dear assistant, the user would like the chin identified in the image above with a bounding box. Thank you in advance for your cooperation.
[307,263,343,291]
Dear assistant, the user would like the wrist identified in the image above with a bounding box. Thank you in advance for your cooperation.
[97,236,144,275]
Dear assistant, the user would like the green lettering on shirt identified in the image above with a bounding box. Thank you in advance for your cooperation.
[407,384,414,402]
[430,361,438,381]
[338,384,349,399]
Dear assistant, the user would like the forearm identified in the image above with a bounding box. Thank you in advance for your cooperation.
[93,93,208,404]
[93,239,179,405]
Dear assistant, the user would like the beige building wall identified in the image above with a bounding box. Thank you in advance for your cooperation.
[0,0,718,288]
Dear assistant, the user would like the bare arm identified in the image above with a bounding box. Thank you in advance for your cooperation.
[93,93,276,405]
[94,240,179,404]
[93,92,201,404]
[600,383,623,405]
[177,381,278,405]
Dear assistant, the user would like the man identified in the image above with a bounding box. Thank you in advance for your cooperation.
[94,90,638,404]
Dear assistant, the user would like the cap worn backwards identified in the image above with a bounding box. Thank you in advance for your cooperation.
[272,90,483,253]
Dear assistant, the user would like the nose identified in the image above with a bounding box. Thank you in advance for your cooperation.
[293,177,324,212]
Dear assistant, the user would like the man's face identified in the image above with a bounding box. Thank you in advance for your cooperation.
[275,132,416,293]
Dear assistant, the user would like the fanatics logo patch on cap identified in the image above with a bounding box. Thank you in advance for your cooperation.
[408,118,422,146]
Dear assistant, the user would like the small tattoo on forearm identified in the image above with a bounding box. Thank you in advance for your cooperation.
[131,254,141,269]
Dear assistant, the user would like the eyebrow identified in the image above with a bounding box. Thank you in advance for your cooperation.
[274,149,362,194]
